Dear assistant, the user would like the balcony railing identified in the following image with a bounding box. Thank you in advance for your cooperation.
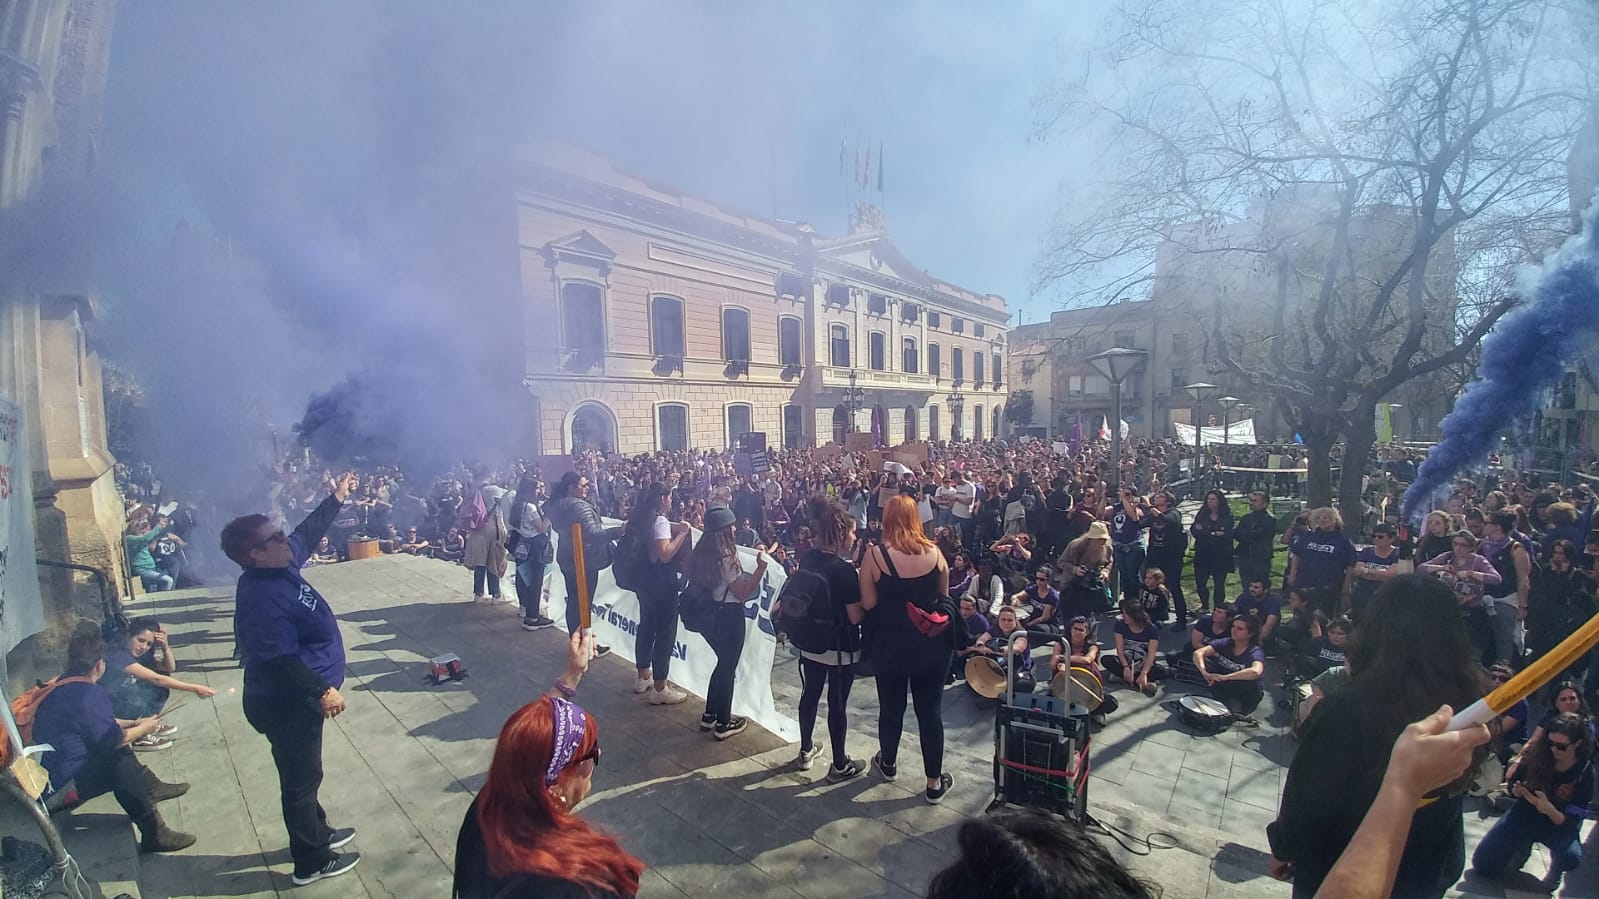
[821,367,938,390]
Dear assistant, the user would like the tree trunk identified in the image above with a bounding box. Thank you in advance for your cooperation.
[1338,408,1378,528]
[1304,438,1334,508]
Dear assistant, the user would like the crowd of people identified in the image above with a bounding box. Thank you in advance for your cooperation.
[26,431,1593,897]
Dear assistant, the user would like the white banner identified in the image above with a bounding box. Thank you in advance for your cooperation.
[1173,419,1257,446]
[0,396,45,660]
[547,524,799,742]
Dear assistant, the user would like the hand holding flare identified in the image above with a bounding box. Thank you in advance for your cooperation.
[1448,610,1599,731]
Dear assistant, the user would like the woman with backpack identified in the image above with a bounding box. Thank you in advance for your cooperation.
[686,505,767,740]
[627,483,690,706]
[509,476,555,631]
[463,478,509,605]
[783,496,866,782]
[860,495,957,805]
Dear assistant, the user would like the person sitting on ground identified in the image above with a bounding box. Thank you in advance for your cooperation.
[734,517,759,548]
[399,526,431,556]
[1137,568,1171,624]
[1487,663,1530,766]
[379,524,403,553]
[453,630,645,898]
[1231,577,1282,652]
[972,606,1033,693]
[963,557,1007,617]
[951,597,992,682]
[946,551,975,598]
[1193,614,1266,715]
[125,516,174,592]
[1009,566,1061,634]
[31,626,195,852]
[1287,614,1347,682]
[438,526,466,563]
[308,535,338,566]
[1471,712,1593,894]
[102,617,216,742]
[1103,599,1164,696]
[1051,616,1101,676]
[924,809,1158,899]
[1275,589,1318,657]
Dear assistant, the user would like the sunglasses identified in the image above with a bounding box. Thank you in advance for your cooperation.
[1549,738,1575,752]
[578,744,603,768]
[257,530,288,548]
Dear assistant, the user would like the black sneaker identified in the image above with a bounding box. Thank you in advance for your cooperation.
[713,717,747,740]
[594,644,612,659]
[826,759,865,783]
[871,752,898,781]
[925,773,954,805]
[698,713,716,732]
[292,852,361,886]
[328,827,356,850]
[522,615,555,631]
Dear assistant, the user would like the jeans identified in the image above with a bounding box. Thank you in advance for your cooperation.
[109,679,170,719]
[1147,553,1186,622]
[798,658,856,769]
[1486,600,1524,666]
[514,558,546,619]
[472,566,500,597]
[135,568,174,592]
[875,665,948,779]
[1192,560,1230,611]
[1472,800,1582,880]
[560,564,601,635]
[1112,543,1146,602]
[634,582,680,682]
[704,603,747,725]
[955,516,976,550]
[65,745,153,821]
[243,693,335,873]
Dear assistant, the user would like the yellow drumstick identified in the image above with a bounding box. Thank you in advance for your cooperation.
[1448,610,1599,731]
[571,524,591,631]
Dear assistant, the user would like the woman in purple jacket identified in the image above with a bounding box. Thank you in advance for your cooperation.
[1418,531,1502,666]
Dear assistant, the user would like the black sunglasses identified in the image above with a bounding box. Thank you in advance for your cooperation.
[578,744,602,769]
[1549,738,1575,752]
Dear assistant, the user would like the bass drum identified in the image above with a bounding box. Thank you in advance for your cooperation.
[1050,665,1112,715]
[965,657,1008,701]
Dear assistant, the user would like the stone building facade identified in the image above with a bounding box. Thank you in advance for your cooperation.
[516,146,1008,454]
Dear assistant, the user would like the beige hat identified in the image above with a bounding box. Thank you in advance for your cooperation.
[1085,521,1111,540]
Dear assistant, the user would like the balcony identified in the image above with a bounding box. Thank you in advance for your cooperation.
[821,367,938,391]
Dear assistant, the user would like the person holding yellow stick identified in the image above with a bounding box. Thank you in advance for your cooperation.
[1268,574,1487,898]
[545,471,623,659]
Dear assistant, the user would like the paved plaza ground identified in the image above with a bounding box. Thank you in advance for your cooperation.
[10,553,1598,898]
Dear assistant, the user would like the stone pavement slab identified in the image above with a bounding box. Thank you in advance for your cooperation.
[46,554,1591,898]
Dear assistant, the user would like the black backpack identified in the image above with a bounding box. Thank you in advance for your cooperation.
[611,530,653,592]
[775,565,842,653]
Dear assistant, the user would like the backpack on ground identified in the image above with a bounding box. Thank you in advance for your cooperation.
[3,676,94,767]
[774,566,840,653]
[455,491,488,532]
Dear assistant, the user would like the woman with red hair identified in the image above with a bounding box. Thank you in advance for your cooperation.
[453,630,644,898]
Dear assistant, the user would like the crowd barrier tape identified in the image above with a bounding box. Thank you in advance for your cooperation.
[546,522,800,742]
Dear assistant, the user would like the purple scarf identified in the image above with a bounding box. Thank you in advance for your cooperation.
[545,698,589,786]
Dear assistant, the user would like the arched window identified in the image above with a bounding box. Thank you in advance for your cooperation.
[829,324,851,368]
[993,406,1003,437]
[656,403,689,451]
[952,347,965,383]
[973,352,985,387]
[973,405,985,440]
[651,296,685,357]
[902,337,918,374]
[928,405,941,441]
[868,331,886,371]
[725,404,753,448]
[561,282,604,353]
[778,316,802,367]
[721,308,751,362]
[927,343,941,379]
[903,406,918,442]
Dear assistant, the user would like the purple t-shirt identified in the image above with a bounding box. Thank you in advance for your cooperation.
[1114,619,1161,670]
[1108,506,1145,546]
[1290,530,1356,589]
[32,680,121,793]
[1204,639,1265,676]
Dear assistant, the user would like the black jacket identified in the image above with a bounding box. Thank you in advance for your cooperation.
[1233,509,1277,569]
[543,496,621,571]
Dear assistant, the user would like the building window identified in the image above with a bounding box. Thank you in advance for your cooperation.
[991,353,1002,388]
[829,324,851,368]
[928,343,941,379]
[973,405,985,440]
[1114,330,1136,348]
[928,311,942,329]
[721,307,751,362]
[657,404,689,452]
[726,404,753,448]
[561,282,605,353]
[973,352,985,387]
[650,296,685,358]
[869,332,886,371]
[783,404,805,448]
[953,347,965,383]
[1065,337,1087,356]
[975,323,986,338]
[826,283,851,307]
[928,405,940,440]
[867,293,888,315]
[1171,332,1189,355]
[952,317,965,335]
[903,406,918,442]
[777,271,808,298]
[778,316,802,367]
[902,337,918,374]
[902,303,920,323]
[1170,368,1187,392]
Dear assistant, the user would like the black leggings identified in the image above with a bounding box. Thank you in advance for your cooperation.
[875,665,947,779]
[1211,678,1264,715]
[798,658,856,769]
[1192,560,1230,611]
[634,584,680,682]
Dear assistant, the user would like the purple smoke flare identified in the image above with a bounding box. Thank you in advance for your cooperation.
[1403,198,1599,521]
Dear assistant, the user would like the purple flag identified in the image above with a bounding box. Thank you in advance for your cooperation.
[1070,413,1083,455]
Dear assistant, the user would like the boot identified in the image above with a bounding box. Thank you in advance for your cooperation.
[137,811,197,853]
[141,766,191,802]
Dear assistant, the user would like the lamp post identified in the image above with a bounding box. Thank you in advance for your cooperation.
[1184,382,1218,484]
[844,370,866,434]
[1217,395,1240,446]
[947,389,965,441]
[1089,347,1148,493]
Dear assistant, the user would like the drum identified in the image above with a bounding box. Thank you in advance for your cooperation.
[965,657,1008,700]
[1050,665,1105,708]
[347,538,381,560]
[1177,695,1233,733]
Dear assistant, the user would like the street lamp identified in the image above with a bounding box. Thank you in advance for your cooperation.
[1089,347,1148,493]
[947,389,965,441]
[1184,382,1218,483]
[1217,396,1240,446]
[844,370,866,434]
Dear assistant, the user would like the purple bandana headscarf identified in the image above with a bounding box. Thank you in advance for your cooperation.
[545,698,589,786]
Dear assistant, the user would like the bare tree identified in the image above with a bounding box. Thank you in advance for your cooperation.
[1036,0,1594,513]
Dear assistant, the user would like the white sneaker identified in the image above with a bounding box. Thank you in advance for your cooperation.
[634,675,652,694]
[648,685,690,705]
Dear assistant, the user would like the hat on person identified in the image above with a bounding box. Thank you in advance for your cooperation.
[704,505,737,532]
[1085,521,1111,540]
